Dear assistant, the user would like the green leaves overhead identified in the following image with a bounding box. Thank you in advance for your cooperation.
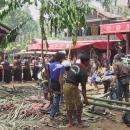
[0,0,33,20]
[0,0,38,49]
[58,0,91,45]
[40,0,91,45]
[0,0,91,49]
[97,0,112,11]
[0,20,30,48]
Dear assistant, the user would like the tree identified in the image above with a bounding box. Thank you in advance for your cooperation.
[0,0,35,48]
[97,0,112,11]
[39,0,91,46]
[2,8,39,41]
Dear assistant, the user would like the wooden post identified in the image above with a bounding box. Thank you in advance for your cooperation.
[107,34,110,59]
[87,96,130,106]
[68,45,71,60]
[87,100,130,112]
[41,34,44,59]
[126,32,130,54]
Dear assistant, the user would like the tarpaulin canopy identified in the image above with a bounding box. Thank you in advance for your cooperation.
[100,22,130,34]
[27,40,115,51]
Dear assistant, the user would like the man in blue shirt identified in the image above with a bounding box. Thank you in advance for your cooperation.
[49,52,65,119]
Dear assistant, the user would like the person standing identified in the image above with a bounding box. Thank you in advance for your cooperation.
[32,60,40,81]
[1,56,12,83]
[112,54,129,102]
[23,60,32,81]
[49,52,65,119]
[13,55,22,82]
[63,52,90,127]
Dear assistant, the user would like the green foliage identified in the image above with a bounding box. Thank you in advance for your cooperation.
[40,0,91,45]
[0,0,40,49]
[0,0,33,20]
[0,21,29,49]
[1,0,91,49]
[98,0,112,11]
[2,8,39,39]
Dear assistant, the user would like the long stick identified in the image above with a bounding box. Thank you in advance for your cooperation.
[107,34,110,59]
[88,100,130,112]
[87,96,130,106]
[67,44,71,60]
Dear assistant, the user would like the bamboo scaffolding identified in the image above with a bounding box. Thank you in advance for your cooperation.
[87,96,130,106]
[88,100,130,111]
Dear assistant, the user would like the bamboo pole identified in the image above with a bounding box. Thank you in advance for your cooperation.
[67,45,71,60]
[88,100,130,112]
[101,92,110,98]
[107,34,110,59]
[87,96,130,106]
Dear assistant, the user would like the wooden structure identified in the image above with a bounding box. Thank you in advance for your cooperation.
[100,22,130,55]
[0,23,11,42]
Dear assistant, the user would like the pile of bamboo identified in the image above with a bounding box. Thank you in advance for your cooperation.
[87,96,130,112]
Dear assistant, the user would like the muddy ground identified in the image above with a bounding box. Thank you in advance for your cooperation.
[0,82,130,130]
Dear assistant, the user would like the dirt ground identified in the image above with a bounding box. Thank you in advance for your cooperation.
[33,83,130,130]
[1,82,130,130]
[34,120,130,130]
[35,119,130,130]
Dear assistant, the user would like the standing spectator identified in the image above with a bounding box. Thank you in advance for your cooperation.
[13,55,22,82]
[23,61,32,81]
[2,58,12,83]
[49,52,65,119]
[102,65,113,93]
[0,65,3,82]
[32,60,39,81]
[111,54,129,102]
[101,53,107,68]
[63,52,89,127]
[90,56,101,92]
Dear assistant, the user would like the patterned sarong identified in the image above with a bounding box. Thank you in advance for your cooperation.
[63,83,83,115]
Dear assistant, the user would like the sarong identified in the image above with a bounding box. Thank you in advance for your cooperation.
[63,83,82,114]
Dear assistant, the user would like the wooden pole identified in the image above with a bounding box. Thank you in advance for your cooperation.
[68,45,71,60]
[107,34,110,59]
[126,33,129,54]
[2,51,5,83]
[87,96,130,106]
[88,100,130,112]
[41,33,44,60]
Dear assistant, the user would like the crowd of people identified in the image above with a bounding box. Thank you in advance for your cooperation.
[43,51,129,127]
[0,50,129,127]
[0,55,50,83]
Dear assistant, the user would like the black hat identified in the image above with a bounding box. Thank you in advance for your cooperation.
[79,52,90,62]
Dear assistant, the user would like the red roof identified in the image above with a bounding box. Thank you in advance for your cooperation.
[27,40,115,51]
